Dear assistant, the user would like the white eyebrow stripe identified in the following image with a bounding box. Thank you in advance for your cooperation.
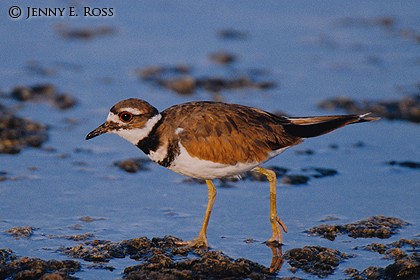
[119,107,144,115]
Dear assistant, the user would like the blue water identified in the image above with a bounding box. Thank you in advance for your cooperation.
[1,1,419,279]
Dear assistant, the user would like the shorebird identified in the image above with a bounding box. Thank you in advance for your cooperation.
[86,98,378,248]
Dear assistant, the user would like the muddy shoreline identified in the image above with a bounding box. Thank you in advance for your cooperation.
[2,215,418,279]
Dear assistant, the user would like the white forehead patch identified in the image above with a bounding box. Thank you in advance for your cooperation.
[107,112,123,125]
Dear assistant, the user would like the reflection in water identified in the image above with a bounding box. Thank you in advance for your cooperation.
[265,242,285,273]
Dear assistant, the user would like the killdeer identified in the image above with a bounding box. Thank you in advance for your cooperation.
[86,98,378,248]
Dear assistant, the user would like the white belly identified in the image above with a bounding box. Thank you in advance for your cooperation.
[168,144,286,179]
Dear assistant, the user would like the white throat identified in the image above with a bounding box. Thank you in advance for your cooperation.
[112,114,162,145]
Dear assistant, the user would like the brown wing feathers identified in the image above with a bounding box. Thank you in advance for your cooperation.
[161,102,301,164]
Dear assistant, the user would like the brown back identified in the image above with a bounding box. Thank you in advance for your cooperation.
[155,102,302,165]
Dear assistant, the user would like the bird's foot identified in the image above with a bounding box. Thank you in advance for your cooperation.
[267,215,288,244]
[175,234,209,249]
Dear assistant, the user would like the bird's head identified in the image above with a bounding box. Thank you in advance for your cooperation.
[86,98,160,145]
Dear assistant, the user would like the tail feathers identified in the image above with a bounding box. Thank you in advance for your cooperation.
[358,113,381,122]
[283,113,379,138]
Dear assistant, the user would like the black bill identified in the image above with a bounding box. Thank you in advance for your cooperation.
[85,122,109,140]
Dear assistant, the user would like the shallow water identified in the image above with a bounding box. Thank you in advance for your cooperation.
[1,1,419,279]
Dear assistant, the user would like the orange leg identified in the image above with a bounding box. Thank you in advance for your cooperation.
[254,167,287,243]
[177,179,216,248]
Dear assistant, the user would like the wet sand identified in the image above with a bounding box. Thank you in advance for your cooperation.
[1,1,419,279]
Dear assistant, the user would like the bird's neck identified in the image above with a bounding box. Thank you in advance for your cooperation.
[114,114,162,147]
[135,113,163,156]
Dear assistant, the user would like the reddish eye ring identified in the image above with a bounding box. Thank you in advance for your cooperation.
[119,111,133,122]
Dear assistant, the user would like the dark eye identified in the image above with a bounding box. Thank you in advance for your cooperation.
[119,111,133,122]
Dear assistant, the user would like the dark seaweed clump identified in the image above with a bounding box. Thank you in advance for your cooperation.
[5,226,37,239]
[136,63,276,96]
[124,250,274,280]
[114,158,151,173]
[10,84,77,110]
[0,108,48,154]
[0,83,78,155]
[284,246,349,277]
[60,239,125,262]
[346,238,420,280]
[361,238,420,261]
[307,216,409,241]
[0,248,80,280]
[345,254,420,280]
[60,236,275,279]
